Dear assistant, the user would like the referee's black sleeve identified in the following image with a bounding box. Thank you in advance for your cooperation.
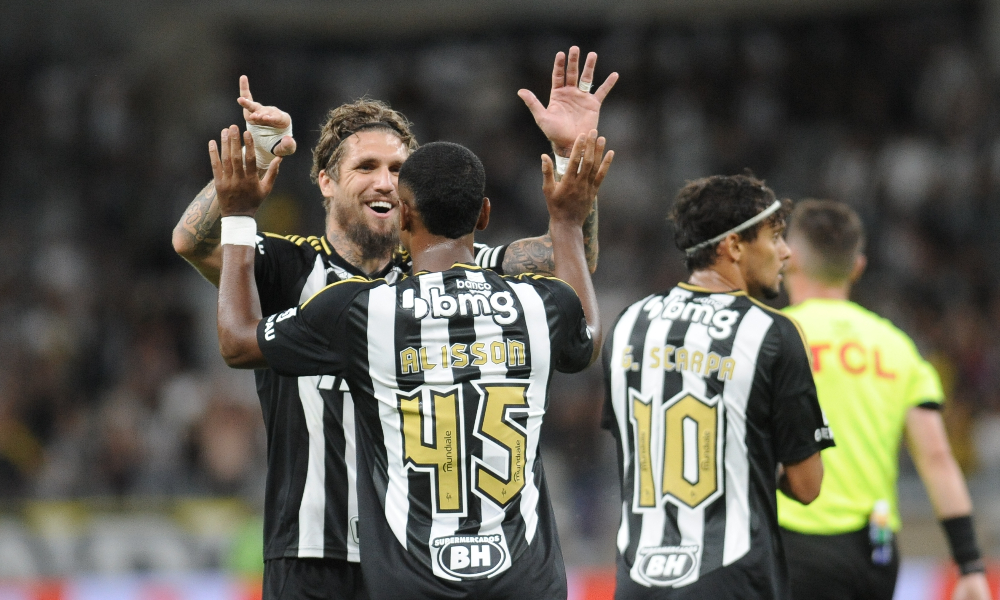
[770,316,835,465]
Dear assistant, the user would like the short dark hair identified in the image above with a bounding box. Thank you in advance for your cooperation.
[787,199,865,283]
[310,98,418,184]
[399,142,486,239]
[670,174,792,271]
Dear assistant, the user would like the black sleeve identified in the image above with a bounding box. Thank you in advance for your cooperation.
[534,277,593,374]
[257,279,368,377]
[254,233,312,316]
[770,316,835,464]
[600,331,616,431]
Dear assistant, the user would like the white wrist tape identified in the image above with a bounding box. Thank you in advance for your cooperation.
[220,216,258,247]
[554,155,569,176]
[247,121,292,169]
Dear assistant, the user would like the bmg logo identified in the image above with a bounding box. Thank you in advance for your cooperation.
[636,546,698,587]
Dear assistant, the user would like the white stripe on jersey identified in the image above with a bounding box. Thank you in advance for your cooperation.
[297,376,327,557]
[476,245,502,270]
[419,274,464,581]
[609,298,648,555]
[509,281,552,545]
[466,277,514,577]
[342,378,361,561]
[671,309,717,587]
[291,255,336,558]
[629,307,674,568]
[367,284,410,547]
[722,306,773,566]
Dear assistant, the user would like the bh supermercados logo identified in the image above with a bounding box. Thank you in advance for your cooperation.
[635,546,699,587]
[433,534,507,579]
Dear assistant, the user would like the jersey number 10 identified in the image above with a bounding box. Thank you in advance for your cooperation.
[629,389,724,510]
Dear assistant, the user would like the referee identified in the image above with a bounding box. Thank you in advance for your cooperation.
[778,199,991,600]
[213,127,612,599]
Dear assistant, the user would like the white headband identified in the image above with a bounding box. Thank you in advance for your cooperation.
[684,200,783,255]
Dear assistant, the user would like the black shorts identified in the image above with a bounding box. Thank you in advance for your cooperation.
[358,523,567,600]
[779,527,899,600]
[613,548,790,600]
[263,557,369,600]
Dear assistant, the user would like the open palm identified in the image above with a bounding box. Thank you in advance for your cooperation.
[518,47,618,156]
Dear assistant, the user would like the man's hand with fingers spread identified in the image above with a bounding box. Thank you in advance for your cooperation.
[519,46,618,158]
[209,124,282,217]
[237,75,296,167]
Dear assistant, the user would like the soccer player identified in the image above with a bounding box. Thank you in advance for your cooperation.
[172,48,615,599]
[603,174,834,599]
[212,123,612,598]
[777,199,991,600]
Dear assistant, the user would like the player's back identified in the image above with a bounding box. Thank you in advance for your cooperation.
[259,263,593,598]
[603,284,831,598]
[778,299,944,535]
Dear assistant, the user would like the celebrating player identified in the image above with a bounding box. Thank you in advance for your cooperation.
[777,199,991,600]
[603,174,834,598]
[172,47,615,599]
[212,123,612,598]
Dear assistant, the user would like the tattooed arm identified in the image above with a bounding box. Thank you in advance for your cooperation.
[172,180,224,286]
[502,197,598,276]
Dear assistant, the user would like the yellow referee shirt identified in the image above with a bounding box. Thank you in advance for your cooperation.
[777,299,944,534]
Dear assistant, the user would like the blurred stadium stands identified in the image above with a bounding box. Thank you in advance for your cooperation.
[1,0,999,593]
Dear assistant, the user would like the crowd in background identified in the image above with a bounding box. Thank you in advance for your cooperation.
[2,6,1000,566]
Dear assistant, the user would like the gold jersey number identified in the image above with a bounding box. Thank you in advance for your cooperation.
[398,382,530,516]
[629,389,723,510]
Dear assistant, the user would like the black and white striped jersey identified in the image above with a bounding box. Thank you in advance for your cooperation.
[602,283,833,595]
[257,265,593,581]
[252,234,506,562]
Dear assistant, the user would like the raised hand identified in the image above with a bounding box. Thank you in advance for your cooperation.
[208,125,281,217]
[237,75,297,158]
[518,47,618,157]
[541,130,614,227]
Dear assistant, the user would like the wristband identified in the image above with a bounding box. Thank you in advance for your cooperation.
[941,515,985,574]
[220,216,258,247]
[554,154,569,176]
[247,121,292,169]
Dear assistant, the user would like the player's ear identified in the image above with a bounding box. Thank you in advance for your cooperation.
[475,198,490,231]
[399,200,412,233]
[318,169,336,197]
[850,253,867,283]
[721,233,742,262]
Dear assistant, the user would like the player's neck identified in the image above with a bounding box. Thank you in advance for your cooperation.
[325,224,393,277]
[409,233,476,273]
[688,264,746,294]
[786,272,851,305]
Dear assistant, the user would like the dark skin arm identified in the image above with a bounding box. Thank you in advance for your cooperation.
[778,452,823,505]
[212,125,281,368]
[541,131,614,364]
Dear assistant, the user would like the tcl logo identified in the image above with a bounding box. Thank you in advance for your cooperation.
[810,342,896,379]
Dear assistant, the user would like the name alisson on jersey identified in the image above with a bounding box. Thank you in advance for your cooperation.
[400,340,526,374]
